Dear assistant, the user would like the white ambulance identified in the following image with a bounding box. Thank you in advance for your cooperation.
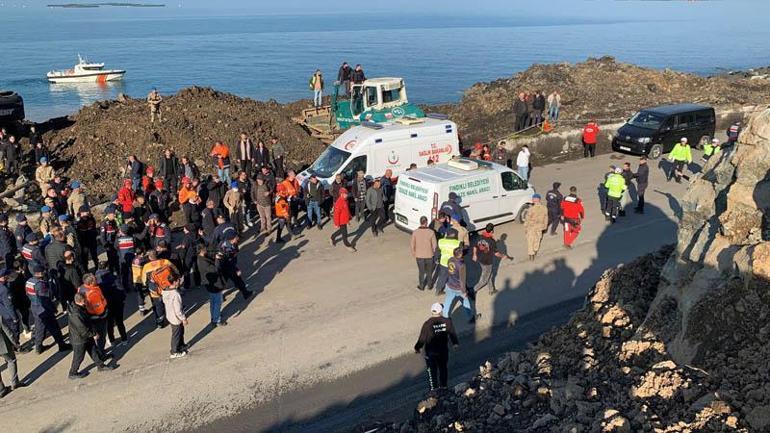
[394,158,535,231]
[298,115,460,185]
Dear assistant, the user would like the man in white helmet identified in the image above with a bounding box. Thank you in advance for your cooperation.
[668,137,692,183]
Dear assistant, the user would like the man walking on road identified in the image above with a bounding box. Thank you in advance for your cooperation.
[330,188,356,252]
[472,223,512,295]
[561,186,585,248]
[545,182,563,236]
[68,292,115,379]
[668,138,692,183]
[582,120,599,158]
[604,167,626,223]
[442,247,477,324]
[414,302,459,392]
[365,179,385,237]
[524,194,548,260]
[411,216,437,291]
[633,156,649,214]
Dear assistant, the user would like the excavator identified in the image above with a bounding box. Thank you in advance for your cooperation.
[294,77,425,143]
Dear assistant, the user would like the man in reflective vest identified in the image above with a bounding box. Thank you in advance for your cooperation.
[434,229,461,296]
[604,167,626,223]
[116,225,136,293]
[21,233,45,276]
[560,186,585,248]
[702,138,721,162]
[26,265,70,353]
[668,137,692,183]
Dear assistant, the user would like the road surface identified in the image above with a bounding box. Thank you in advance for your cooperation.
[0,151,698,433]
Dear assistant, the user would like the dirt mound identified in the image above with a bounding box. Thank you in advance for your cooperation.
[42,86,324,201]
[373,108,770,433]
[447,56,770,143]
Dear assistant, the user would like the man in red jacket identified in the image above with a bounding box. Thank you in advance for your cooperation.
[560,186,585,248]
[330,188,356,252]
[117,179,135,213]
[582,120,600,158]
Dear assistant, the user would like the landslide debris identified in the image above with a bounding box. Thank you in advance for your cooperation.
[448,56,770,143]
[41,86,325,201]
[372,107,770,433]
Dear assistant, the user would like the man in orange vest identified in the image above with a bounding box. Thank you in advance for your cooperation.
[77,273,109,353]
[280,170,301,231]
[274,184,291,243]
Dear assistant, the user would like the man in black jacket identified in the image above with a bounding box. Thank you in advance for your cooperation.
[532,90,546,125]
[545,182,563,236]
[197,245,227,326]
[0,214,16,270]
[513,93,528,132]
[414,302,459,392]
[634,156,650,214]
[235,133,255,177]
[158,149,181,195]
[337,62,352,95]
[68,293,115,379]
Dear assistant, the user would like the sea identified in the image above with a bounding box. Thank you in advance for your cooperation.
[1,0,770,122]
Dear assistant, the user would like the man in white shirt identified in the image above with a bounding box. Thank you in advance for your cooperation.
[516,145,531,181]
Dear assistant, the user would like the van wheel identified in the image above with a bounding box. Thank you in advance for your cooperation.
[518,204,531,224]
[648,144,663,160]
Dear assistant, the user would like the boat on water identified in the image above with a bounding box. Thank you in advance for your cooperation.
[47,55,126,84]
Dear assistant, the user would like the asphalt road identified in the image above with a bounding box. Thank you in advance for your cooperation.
[0,150,695,433]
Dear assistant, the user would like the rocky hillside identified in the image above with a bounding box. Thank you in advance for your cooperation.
[376,107,770,433]
[449,57,770,144]
[41,87,325,201]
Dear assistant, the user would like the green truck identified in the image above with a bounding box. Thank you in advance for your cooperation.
[295,77,425,143]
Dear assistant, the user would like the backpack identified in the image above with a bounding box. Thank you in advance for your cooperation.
[150,265,180,292]
[78,285,107,317]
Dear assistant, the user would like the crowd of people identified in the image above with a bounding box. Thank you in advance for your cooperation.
[512,90,561,132]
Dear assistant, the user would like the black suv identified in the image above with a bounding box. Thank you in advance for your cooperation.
[612,103,715,159]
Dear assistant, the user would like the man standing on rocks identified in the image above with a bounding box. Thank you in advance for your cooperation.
[337,62,352,96]
[35,157,54,198]
[235,133,254,178]
[270,137,286,180]
[560,186,585,248]
[547,90,561,122]
[158,149,181,195]
[524,194,548,260]
[668,137,692,183]
[414,302,459,392]
[513,93,528,132]
[545,182,563,236]
[582,120,599,158]
[147,89,162,124]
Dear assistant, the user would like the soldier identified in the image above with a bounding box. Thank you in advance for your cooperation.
[524,194,548,260]
[147,88,163,123]
[14,214,32,253]
[26,265,71,354]
[545,182,563,236]
[0,214,17,270]
[217,232,253,300]
[21,233,45,276]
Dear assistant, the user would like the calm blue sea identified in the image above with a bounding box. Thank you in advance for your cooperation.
[1,1,769,121]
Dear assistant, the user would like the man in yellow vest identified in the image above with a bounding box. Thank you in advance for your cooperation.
[668,137,692,183]
[604,167,627,223]
[434,229,461,295]
[702,138,721,162]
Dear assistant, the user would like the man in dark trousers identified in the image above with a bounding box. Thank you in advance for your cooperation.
[217,232,252,300]
[513,93,528,132]
[158,149,181,195]
[545,182,563,236]
[634,156,650,214]
[67,292,115,379]
[26,265,71,354]
[414,302,459,392]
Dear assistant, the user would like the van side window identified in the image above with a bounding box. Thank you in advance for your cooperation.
[676,113,695,129]
[696,111,714,126]
[501,172,526,191]
[342,155,367,181]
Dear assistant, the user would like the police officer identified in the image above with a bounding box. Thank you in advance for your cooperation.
[116,224,136,293]
[434,229,461,295]
[26,265,71,354]
[668,137,692,183]
[100,206,120,273]
[14,214,32,252]
[604,167,627,223]
[545,182,563,236]
[414,302,459,392]
[0,214,17,270]
[217,232,253,300]
[702,138,722,162]
[21,233,45,276]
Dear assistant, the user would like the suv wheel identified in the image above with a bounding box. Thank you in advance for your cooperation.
[648,144,663,160]
[518,203,531,224]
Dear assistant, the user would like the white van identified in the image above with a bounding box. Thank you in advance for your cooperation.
[394,158,535,232]
[297,115,460,186]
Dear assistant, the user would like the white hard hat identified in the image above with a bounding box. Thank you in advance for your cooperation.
[680,137,688,143]
[712,138,720,144]
[431,303,443,314]
[614,167,623,174]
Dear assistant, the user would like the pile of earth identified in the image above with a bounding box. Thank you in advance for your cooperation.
[39,86,325,201]
[369,107,770,433]
[445,56,770,144]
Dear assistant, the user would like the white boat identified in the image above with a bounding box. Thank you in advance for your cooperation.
[47,55,126,84]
